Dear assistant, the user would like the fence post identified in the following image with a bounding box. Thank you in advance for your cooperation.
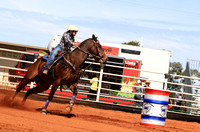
[96,64,104,102]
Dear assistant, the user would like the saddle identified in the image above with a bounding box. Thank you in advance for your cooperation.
[42,54,62,70]
[42,50,65,68]
[42,51,75,74]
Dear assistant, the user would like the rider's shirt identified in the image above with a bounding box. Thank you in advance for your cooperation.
[59,32,75,52]
[47,35,62,52]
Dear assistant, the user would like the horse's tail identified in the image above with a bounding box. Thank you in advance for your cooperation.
[16,78,25,92]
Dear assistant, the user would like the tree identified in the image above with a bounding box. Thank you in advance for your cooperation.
[168,62,184,92]
[168,62,200,95]
[122,41,140,46]
[168,62,200,110]
[189,69,200,77]
[185,69,200,98]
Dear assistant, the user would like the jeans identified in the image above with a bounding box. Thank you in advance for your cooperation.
[44,45,64,70]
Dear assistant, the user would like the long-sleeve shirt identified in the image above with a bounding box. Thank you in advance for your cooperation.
[59,31,75,52]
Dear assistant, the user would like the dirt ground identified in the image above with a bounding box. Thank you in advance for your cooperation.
[0,90,199,132]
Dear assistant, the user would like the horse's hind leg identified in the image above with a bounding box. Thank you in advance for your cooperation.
[41,83,59,114]
[66,83,78,113]
[22,80,50,104]
[13,58,42,101]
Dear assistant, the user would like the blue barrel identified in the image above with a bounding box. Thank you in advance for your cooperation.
[140,88,170,127]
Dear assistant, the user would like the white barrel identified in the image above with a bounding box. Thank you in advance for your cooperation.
[140,88,170,127]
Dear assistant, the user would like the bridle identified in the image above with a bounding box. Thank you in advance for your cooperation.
[77,40,104,62]
[62,39,105,72]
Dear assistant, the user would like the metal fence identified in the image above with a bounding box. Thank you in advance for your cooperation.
[0,47,199,116]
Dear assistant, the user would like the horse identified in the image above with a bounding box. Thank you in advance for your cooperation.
[12,34,107,114]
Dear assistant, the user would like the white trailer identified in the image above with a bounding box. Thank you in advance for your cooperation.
[76,38,171,90]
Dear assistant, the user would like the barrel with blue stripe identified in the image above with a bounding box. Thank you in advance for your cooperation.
[140,88,170,127]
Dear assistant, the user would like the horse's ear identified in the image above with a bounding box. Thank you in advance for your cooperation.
[92,34,97,41]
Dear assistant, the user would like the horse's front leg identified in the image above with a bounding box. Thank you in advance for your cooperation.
[66,83,78,113]
[41,84,58,115]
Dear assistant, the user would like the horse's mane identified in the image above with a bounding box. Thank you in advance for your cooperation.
[78,35,98,47]
[78,38,92,47]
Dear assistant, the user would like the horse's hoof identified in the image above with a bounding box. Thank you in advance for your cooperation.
[41,109,47,115]
[66,106,72,113]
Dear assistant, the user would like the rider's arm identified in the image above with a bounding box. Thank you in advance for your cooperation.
[62,32,79,51]
[72,42,79,47]
[63,32,74,46]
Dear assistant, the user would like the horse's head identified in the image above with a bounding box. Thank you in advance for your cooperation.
[88,34,107,64]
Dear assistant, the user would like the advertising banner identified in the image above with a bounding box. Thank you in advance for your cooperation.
[121,59,141,93]
[102,46,119,56]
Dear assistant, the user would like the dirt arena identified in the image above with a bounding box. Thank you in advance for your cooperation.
[0,90,199,132]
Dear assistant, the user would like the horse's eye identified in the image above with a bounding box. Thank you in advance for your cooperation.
[99,45,102,48]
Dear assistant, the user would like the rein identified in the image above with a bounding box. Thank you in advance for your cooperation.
[61,40,102,74]
[77,46,102,60]
[82,59,96,73]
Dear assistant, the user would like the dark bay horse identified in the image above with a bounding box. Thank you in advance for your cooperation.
[12,34,107,114]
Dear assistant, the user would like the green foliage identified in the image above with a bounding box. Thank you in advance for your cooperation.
[109,91,135,98]
[169,62,183,76]
[168,62,184,91]
[122,41,140,46]
[109,91,118,96]
[190,69,200,77]
[168,62,200,93]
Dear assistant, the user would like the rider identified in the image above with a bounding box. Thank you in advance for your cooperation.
[43,25,79,75]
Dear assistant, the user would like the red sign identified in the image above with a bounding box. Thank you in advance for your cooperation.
[121,59,141,93]
[102,46,119,56]
[77,41,119,56]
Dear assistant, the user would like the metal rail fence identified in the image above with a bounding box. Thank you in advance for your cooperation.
[0,47,199,117]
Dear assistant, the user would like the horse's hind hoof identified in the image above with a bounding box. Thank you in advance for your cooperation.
[41,109,47,115]
[66,106,72,113]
